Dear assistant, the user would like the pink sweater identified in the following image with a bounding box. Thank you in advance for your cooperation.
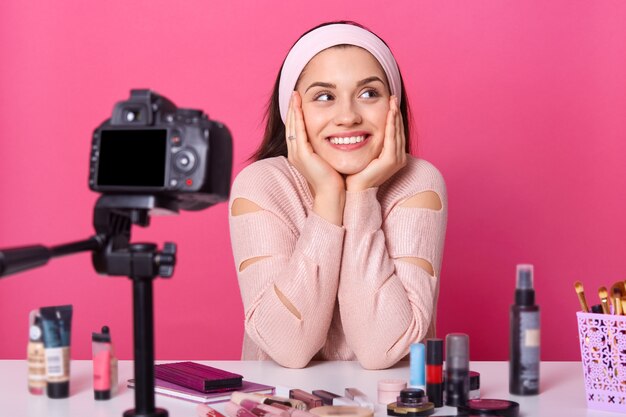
[229,156,447,369]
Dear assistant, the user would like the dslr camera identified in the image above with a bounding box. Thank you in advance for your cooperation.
[89,89,232,211]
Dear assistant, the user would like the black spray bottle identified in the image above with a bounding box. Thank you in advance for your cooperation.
[509,264,540,395]
[445,333,469,406]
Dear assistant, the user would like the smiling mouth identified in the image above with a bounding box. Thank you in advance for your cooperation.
[328,135,368,145]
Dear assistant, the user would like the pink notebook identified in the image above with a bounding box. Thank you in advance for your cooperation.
[127,378,275,404]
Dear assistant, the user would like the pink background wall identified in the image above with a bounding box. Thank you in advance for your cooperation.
[1,1,625,363]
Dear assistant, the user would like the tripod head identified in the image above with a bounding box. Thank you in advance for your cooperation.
[91,195,179,279]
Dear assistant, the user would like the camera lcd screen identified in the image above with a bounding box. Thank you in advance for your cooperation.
[97,129,167,187]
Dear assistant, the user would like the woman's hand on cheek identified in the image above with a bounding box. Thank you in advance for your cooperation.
[286,92,346,225]
[346,96,407,192]
[286,92,344,195]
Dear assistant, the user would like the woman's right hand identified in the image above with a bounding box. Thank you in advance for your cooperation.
[286,91,345,225]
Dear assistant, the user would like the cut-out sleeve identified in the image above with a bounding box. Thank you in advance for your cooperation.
[338,160,447,369]
[229,162,345,368]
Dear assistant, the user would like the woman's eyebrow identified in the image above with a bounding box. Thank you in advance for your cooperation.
[305,82,335,93]
[356,76,385,87]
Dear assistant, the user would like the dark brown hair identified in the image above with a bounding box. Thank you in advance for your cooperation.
[250,21,413,162]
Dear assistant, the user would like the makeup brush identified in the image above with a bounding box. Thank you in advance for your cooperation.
[621,296,626,316]
[612,285,623,315]
[574,281,589,313]
[599,287,610,314]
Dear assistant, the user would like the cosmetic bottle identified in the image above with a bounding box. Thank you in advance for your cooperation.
[445,333,469,407]
[40,305,73,399]
[409,343,426,390]
[110,327,118,395]
[27,309,46,395]
[92,325,117,399]
[509,264,540,395]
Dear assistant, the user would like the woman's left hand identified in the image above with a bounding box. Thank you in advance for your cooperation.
[345,96,407,192]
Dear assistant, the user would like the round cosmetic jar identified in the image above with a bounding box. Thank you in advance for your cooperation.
[378,379,407,405]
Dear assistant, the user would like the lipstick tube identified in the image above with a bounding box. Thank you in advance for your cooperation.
[289,389,323,410]
[312,390,357,406]
[344,388,374,411]
[268,402,318,417]
[426,338,443,407]
[225,401,260,417]
[240,399,289,417]
[252,394,308,411]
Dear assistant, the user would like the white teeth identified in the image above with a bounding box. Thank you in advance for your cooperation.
[329,135,366,145]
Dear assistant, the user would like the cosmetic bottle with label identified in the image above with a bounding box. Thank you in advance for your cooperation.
[27,309,46,395]
[40,305,73,399]
[509,264,540,395]
[92,325,118,399]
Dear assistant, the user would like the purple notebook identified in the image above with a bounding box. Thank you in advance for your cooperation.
[127,378,275,404]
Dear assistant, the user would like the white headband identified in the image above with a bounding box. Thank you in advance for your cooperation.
[278,24,402,123]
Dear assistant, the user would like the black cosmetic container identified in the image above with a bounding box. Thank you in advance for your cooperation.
[426,338,443,407]
[445,333,469,407]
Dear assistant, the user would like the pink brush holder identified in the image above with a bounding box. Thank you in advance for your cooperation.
[577,311,626,413]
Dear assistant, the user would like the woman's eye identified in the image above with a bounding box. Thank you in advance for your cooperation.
[360,89,379,99]
[314,93,333,102]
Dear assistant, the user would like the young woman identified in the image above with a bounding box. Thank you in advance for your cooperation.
[229,22,447,369]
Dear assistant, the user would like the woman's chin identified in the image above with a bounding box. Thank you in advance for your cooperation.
[324,152,379,176]
[333,164,368,176]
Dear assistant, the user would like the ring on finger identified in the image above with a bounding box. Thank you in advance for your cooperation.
[287,135,296,140]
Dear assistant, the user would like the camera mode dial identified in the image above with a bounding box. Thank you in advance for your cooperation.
[174,149,196,173]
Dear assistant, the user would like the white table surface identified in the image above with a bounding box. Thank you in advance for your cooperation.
[0,360,610,417]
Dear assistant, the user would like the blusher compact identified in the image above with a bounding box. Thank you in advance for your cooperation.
[456,398,520,417]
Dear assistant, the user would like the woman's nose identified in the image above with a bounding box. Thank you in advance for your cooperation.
[333,99,362,126]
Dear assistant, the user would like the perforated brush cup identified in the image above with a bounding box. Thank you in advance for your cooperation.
[577,311,626,412]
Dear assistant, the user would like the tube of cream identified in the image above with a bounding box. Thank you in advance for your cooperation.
[40,305,73,399]
[92,325,112,400]
[27,309,46,395]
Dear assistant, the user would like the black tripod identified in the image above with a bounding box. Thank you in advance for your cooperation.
[0,194,180,417]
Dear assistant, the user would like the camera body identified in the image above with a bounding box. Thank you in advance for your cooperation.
[89,90,232,211]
